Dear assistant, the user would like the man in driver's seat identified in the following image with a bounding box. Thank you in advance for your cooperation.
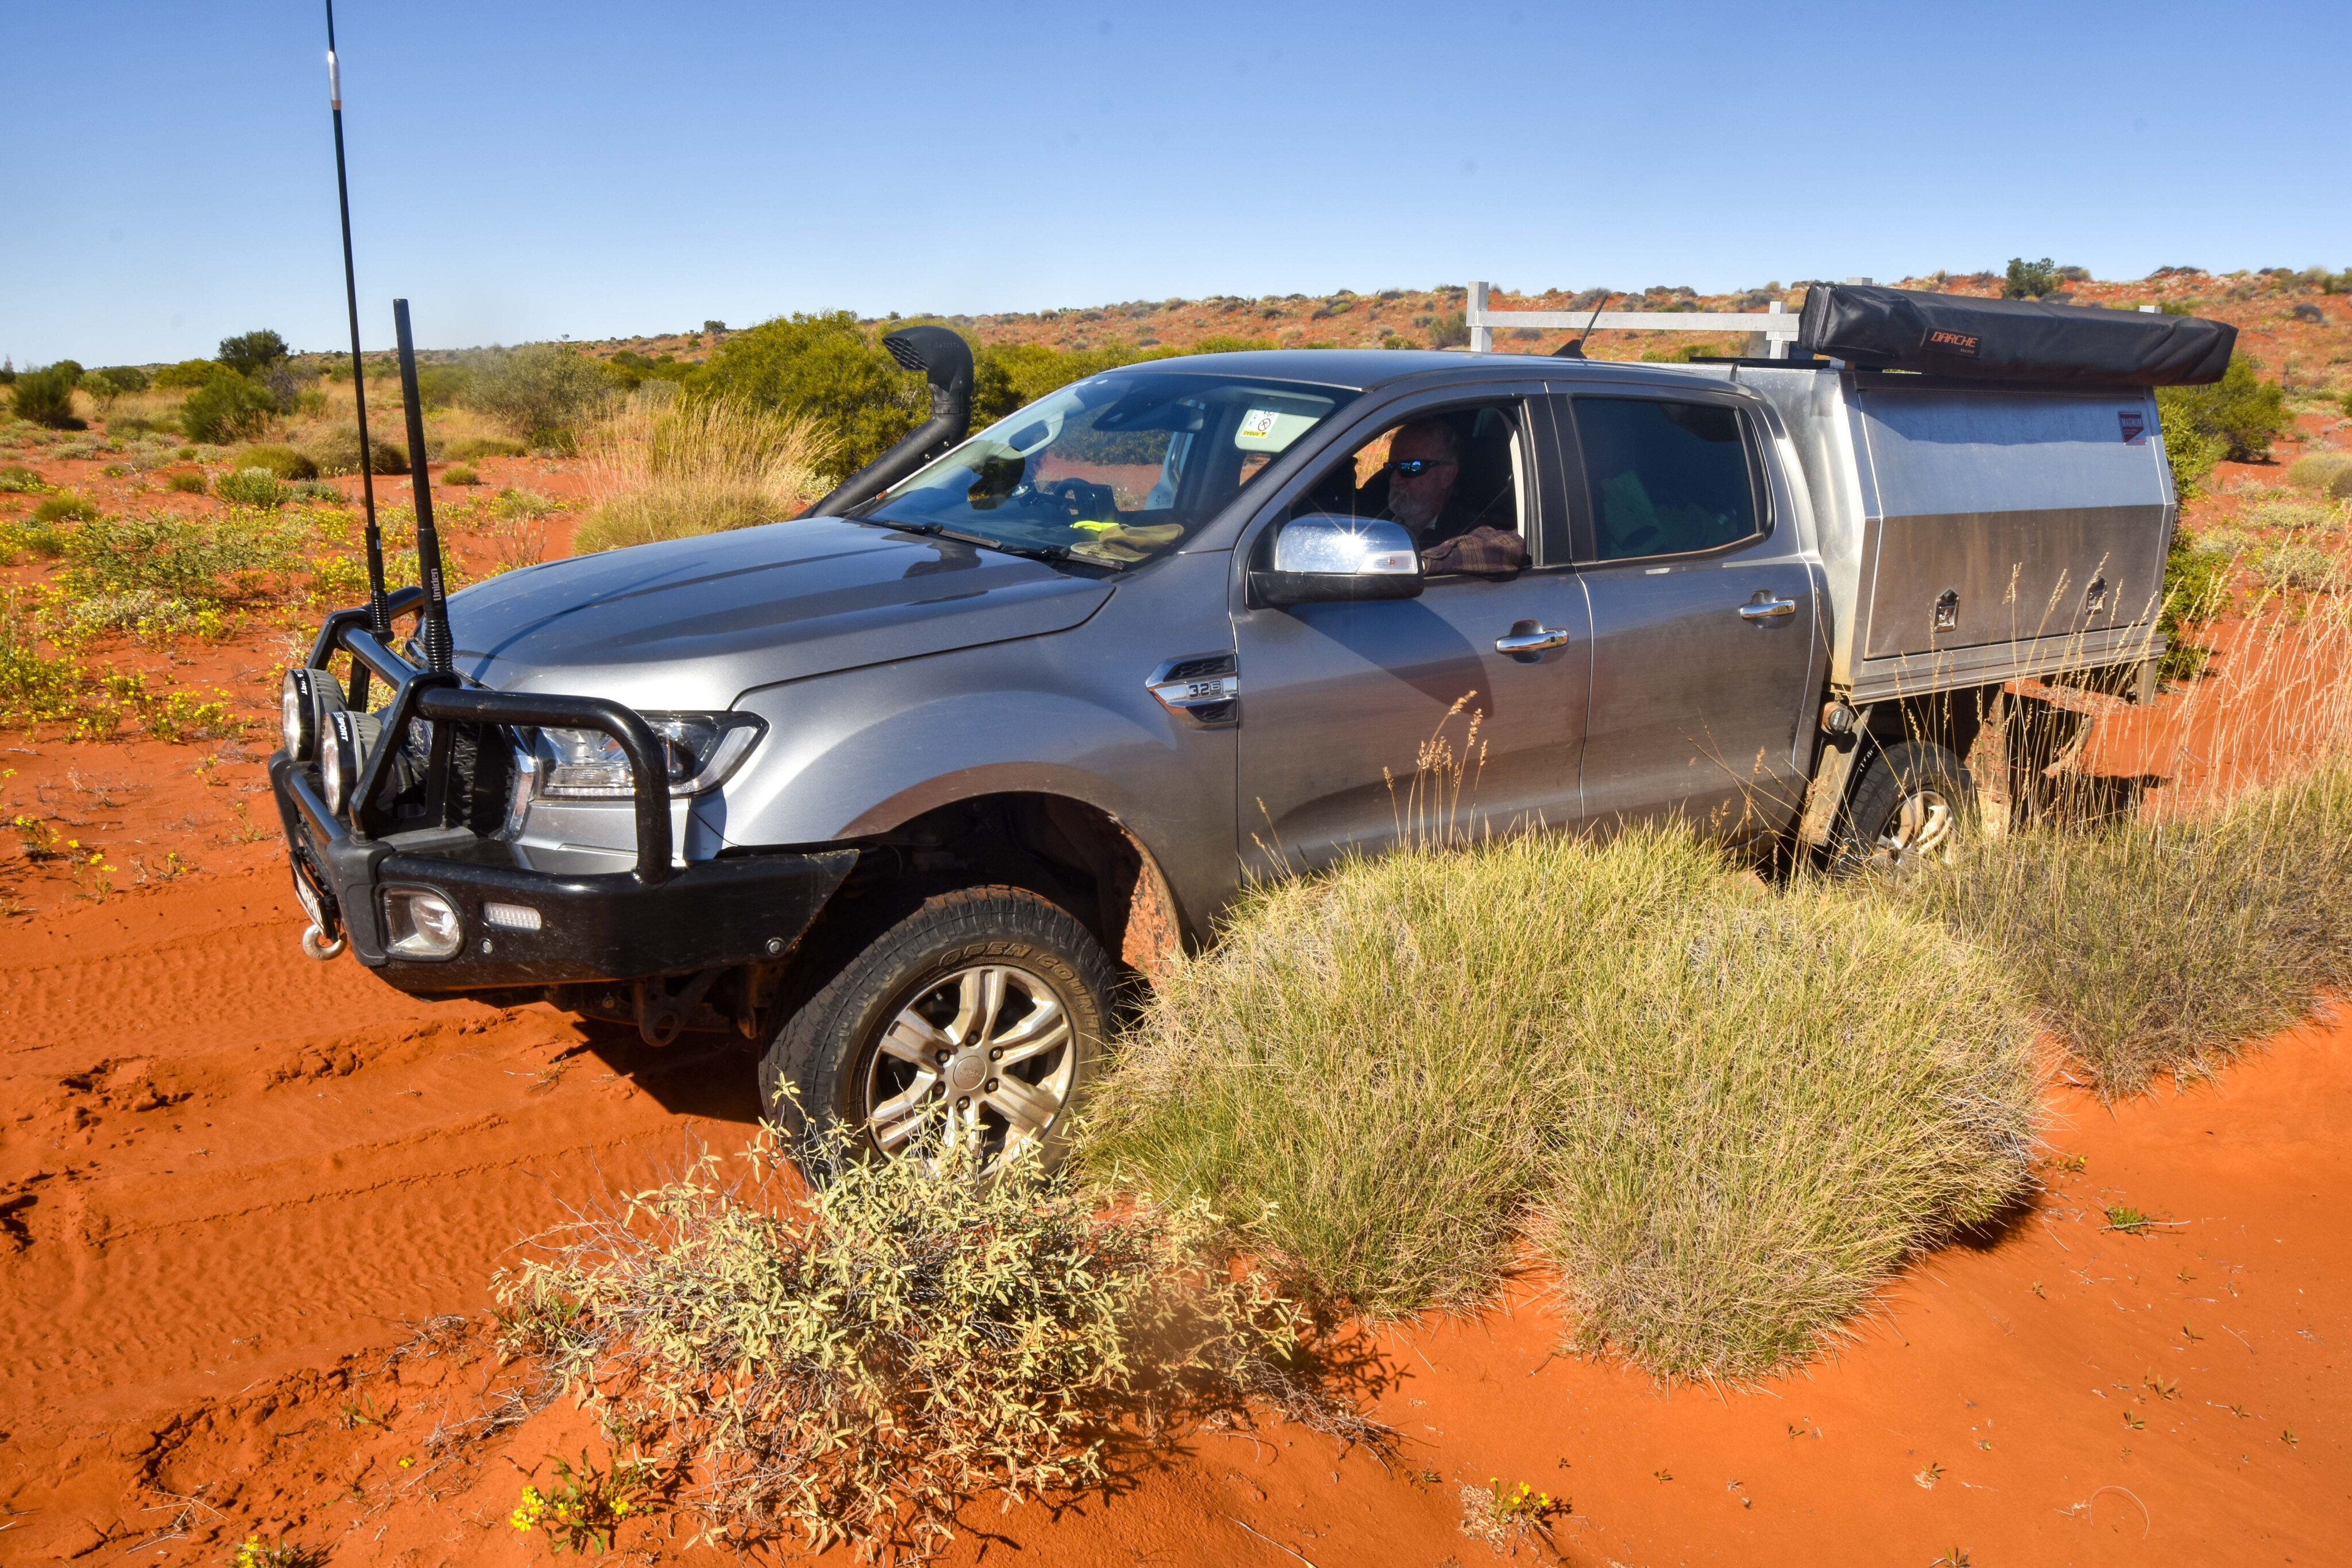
[1377,417,1525,574]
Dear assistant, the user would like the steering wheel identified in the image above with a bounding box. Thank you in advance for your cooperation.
[1043,477,1121,520]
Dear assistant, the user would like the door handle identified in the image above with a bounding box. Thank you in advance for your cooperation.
[1738,597,1797,622]
[1494,624,1572,655]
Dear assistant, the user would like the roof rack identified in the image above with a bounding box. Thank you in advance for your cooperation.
[1465,281,1802,358]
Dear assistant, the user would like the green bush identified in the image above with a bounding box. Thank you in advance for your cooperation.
[215,328,289,378]
[440,462,481,486]
[213,467,290,507]
[237,444,318,481]
[2156,524,2232,679]
[153,359,222,389]
[32,491,99,526]
[412,362,471,408]
[165,471,207,494]
[0,464,48,493]
[459,343,616,444]
[1190,334,1278,354]
[2002,257,2063,299]
[2157,353,2292,466]
[691,311,924,478]
[1426,310,1470,349]
[1088,824,2036,1377]
[10,365,84,429]
[84,366,150,404]
[180,375,278,444]
[0,518,70,559]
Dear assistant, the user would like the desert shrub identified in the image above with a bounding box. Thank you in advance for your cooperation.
[2246,494,2345,532]
[440,462,481,486]
[214,467,291,507]
[180,375,278,444]
[2286,450,2352,498]
[459,343,616,445]
[605,350,694,390]
[83,366,149,406]
[10,365,84,429]
[288,480,343,503]
[300,427,408,476]
[164,471,206,494]
[441,434,526,462]
[237,444,318,481]
[1426,310,1471,349]
[216,329,289,378]
[0,464,48,493]
[2158,353,2292,465]
[1899,761,2352,1096]
[1190,334,1278,354]
[0,591,92,727]
[0,518,69,560]
[2253,541,2344,593]
[691,312,925,479]
[412,362,471,408]
[497,1121,1306,1561]
[61,511,300,604]
[1088,824,2037,1377]
[32,492,99,526]
[152,359,222,389]
[2003,257,2063,299]
[574,393,838,553]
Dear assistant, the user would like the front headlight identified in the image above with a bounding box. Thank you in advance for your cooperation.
[532,711,764,800]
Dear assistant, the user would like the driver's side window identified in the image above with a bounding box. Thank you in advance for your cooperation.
[1290,403,1527,576]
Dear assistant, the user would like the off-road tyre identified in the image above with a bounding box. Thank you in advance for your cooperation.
[1836,739,1974,873]
[758,885,1113,1172]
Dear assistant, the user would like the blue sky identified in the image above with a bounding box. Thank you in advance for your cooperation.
[5,0,2347,367]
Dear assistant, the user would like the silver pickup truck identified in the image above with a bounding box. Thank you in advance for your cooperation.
[269,291,2222,1166]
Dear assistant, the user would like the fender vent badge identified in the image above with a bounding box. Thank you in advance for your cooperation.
[1147,652,1240,728]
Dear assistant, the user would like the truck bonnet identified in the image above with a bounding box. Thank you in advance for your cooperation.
[443,516,1113,710]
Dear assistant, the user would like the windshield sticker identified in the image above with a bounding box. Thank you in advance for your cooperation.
[1235,408,1320,452]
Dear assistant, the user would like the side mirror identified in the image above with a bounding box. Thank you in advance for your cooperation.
[1252,515,1423,606]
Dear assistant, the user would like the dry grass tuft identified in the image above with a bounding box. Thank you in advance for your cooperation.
[1896,759,2352,1097]
[496,1117,1313,1561]
[572,390,838,553]
[1087,824,2039,1378]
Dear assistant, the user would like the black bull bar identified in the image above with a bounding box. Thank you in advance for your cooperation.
[270,599,853,995]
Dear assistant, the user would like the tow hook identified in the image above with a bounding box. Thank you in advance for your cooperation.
[300,924,347,961]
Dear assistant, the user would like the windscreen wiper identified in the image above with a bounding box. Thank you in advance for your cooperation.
[941,529,1073,564]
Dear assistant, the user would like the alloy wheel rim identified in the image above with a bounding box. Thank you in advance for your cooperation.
[861,962,1076,1164]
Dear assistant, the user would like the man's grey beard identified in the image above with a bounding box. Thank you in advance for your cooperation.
[1390,484,1441,529]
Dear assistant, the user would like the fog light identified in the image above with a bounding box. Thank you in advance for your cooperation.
[382,886,463,959]
[482,901,542,932]
[320,708,382,817]
[281,667,343,762]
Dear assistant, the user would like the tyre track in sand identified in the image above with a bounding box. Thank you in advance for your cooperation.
[0,859,767,1450]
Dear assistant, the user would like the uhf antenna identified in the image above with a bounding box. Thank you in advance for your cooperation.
[392,300,455,675]
[323,0,390,646]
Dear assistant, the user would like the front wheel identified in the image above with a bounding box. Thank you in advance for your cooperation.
[759,886,1113,1172]
[1836,740,1973,873]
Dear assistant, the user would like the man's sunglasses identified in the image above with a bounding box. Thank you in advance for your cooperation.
[1384,458,1457,477]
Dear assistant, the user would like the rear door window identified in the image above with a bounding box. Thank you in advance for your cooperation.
[1571,398,1761,562]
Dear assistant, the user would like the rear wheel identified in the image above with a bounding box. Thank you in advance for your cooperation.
[1838,740,1972,872]
[759,885,1112,1171]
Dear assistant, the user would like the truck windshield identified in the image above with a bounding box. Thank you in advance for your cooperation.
[853,371,1356,567]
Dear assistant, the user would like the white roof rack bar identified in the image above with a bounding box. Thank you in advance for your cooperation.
[1467,281,1802,357]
